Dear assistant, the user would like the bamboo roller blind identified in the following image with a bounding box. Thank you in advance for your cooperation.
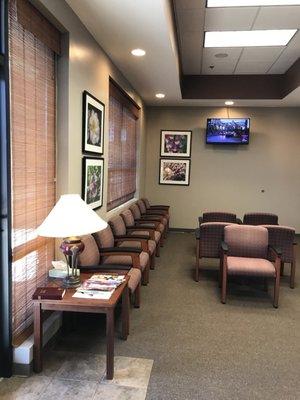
[107,81,139,211]
[9,0,59,339]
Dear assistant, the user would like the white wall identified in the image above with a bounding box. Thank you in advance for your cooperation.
[145,107,300,231]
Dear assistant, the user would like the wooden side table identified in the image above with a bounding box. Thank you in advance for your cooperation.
[33,272,130,379]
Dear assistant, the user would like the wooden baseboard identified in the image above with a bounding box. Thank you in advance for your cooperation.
[169,228,195,233]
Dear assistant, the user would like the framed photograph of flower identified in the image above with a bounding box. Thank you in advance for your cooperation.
[159,158,191,186]
[82,91,105,155]
[160,130,192,157]
[82,157,104,210]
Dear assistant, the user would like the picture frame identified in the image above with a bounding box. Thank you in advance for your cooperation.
[82,91,105,155]
[82,157,104,210]
[160,130,192,158]
[159,158,191,186]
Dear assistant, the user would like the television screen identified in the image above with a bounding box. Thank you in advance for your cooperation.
[206,118,250,144]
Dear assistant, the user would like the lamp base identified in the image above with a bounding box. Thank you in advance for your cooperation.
[63,274,81,288]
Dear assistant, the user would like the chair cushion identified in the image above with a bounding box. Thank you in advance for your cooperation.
[109,216,127,236]
[102,251,149,271]
[225,225,268,259]
[127,268,142,292]
[130,204,142,219]
[227,256,275,277]
[78,235,100,266]
[154,231,161,243]
[263,225,295,263]
[118,239,156,255]
[142,198,151,209]
[199,222,233,258]
[203,212,237,223]
[93,226,114,248]
[243,213,278,226]
[121,210,135,227]
[137,199,147,214]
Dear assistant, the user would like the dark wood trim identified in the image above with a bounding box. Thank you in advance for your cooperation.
[109,77,140,119]
[169,228,195,233]
[0,0,13,378]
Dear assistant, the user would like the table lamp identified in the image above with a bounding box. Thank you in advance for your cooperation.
[36,194,107,288]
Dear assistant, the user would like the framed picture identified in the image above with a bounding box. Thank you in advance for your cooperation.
[82,91,105,155]
[160,130,192,157]
[82,157,104,210]
[159,158,191,186]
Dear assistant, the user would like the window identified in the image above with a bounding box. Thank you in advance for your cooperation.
[107,79,140,211]
[8,0,60,340]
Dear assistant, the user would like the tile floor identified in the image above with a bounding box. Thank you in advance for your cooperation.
[0,352,153,400]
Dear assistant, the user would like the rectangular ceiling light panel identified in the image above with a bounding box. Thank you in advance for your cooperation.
[204,30,297,47]
[207,0,300,6]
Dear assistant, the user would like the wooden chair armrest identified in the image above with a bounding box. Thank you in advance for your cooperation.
[115,237,149,253]
[221,241,229,253]
[127,227,155,240]
[195,228,200,240]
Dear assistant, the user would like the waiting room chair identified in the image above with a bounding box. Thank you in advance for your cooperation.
[198,212,240,226]
[220,225,281,308]
[141,198,170,212]
[137,199,169,235]
[78,234,142,308]
[263,225,296,289]
[121,209,162,258]
[109,215,157,270]
[243,212,278,226]
[195,222,233,282]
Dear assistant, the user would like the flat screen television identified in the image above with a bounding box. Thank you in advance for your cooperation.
[206,118,250,144]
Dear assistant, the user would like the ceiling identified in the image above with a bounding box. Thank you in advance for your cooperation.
[66,0,300,106]
[174,0,300,75]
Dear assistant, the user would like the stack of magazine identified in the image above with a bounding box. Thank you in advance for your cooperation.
[73,274,126,300]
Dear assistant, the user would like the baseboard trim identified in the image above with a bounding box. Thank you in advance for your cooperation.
[169,228,195,233]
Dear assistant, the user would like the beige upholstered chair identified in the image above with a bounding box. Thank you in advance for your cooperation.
[109,215,157,270]
[136,200,169,236]
[198,212,240,225]
[220,225,281,308]
[141,198,169,213]
[263,225,296,289]
[243,213,278,225]
[93,225,150,286]
[195,222,233,282]
[78,234,142,308]
[121,209,162,257]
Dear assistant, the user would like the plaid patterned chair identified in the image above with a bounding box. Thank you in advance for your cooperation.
[93,225,150,304]
[243,213,278,225]
[195,222,233,282]
[78,234,142,308]
[129,204,166,247]
[136,200,169,236]
[198,212,239,225]
[121,209,162,257]
[263,225,296,289]
[109,215,157,270]
[221,225,281,308]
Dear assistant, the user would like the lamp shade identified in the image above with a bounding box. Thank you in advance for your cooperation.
[36,194,107,238]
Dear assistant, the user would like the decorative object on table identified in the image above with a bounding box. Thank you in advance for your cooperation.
[160,130,192,157]
[32,287,66,300]
[82,157,104,210]
[82,90,105,155]
[37,194,107,288]
[49,260,80,278]
[159,158,190,186]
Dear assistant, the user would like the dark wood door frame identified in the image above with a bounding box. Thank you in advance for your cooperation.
[0,0,13,378]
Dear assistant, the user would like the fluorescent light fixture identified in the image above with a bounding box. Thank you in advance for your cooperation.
[207,0,300,7]
[131,48,146,57]
[155,93,165,98]
[204,30,297,47]
[225,100,234,105]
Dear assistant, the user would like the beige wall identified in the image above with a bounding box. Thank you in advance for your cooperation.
[36,0,146,222]
[145,107,300,231]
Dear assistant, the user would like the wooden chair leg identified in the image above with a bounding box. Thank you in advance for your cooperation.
[195,241,200,282]
[155,243,160,257]
[219,259,223,288]
[134,282,141,308]
[290,260,296,289]
[221,264,227,304]
[280,261,284,276]
[150,253,155,270]
[273,272,280,308]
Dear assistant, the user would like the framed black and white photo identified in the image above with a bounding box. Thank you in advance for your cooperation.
[160,130,192,157]
[82,91,105,155]
[82,157,104,210]
[159,158,191,186]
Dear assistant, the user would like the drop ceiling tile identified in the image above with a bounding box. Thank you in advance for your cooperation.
[202,47,242,74]
[204,7,259,31]
[235,60,273,74]
[240,47,284,62]
[253,6,300,29]
[177,9,205,33]
[268,47,299,73]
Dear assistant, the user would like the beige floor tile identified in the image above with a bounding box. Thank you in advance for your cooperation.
[94,384,147,400]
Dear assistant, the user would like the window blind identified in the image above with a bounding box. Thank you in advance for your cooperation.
[9,0,58,339]
[107,80,139,211]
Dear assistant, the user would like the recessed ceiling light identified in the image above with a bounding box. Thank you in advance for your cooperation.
[207,0,300,7]
[204,30,297,47]
[225,100,234,106]
[131,48,146,57]
[155,93,165,99]
[214,53,228,58]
